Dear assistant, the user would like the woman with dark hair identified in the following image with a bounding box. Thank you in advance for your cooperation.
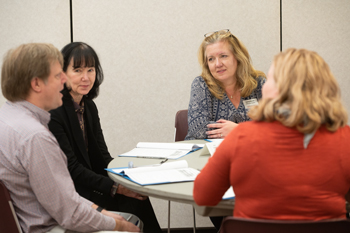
[49,42,161,233]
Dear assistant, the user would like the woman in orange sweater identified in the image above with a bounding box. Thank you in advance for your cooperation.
[193,48,350,220]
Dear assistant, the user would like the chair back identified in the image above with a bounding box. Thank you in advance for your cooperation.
[174,109,188,142]
[220,216,350,233]
[0,180,23,233]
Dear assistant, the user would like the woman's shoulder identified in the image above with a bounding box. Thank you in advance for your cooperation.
[236,121,288,136]
[191,76,209,89]
[256,75,266,85]
[192,76,205,84]
[246,75,266,99]
[84,98,98,109]
[335,125,350,137]
[239,120,275,129]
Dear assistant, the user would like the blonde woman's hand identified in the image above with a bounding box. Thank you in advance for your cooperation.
[206,119,238,139]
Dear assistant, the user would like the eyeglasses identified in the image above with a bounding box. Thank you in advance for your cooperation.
[204,29,230,38]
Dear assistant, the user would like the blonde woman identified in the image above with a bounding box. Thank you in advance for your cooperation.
[194,48,350,220]
[185,29,266,140]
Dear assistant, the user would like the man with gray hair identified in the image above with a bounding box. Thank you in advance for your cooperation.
[0,43,140,233]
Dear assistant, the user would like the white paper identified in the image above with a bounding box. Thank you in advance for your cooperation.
[119,142,204,159]
[109,161,200,185]
[223,186,235,199]
[200,139,224,156]
[112,160,188,174]
[136,142,202,150]
[126,167,199,185]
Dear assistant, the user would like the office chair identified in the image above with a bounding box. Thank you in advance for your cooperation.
[220,216,350,233]
[0,180,23,233]
[174,109,188,142]
[168,109,196,233]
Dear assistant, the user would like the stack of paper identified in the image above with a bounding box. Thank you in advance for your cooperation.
[106,160,200,186]
[119,142,204,159]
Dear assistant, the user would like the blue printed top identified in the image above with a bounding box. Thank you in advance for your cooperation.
[185,76,265,140]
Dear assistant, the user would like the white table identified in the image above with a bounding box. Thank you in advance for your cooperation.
[107,140,234,216]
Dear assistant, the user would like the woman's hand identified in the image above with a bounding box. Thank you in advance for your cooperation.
[206,119,238,139]
[117,184,148,201]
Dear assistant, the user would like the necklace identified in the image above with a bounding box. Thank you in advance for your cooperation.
[226,89,235,99]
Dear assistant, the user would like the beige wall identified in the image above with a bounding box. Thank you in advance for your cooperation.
[0,0,70,105]
[282,0,350,122]
[0,0,349,229]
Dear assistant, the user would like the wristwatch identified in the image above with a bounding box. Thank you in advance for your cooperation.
[110,183,119,197]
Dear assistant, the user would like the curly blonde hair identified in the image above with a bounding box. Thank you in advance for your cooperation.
[249,48,347,133]
[198,30,265,99]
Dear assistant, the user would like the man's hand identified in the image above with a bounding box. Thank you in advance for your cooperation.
[113,218,140,232]
[102,210,140,232]
[101,209,124,221]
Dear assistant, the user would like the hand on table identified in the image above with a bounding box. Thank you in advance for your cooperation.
[102,209,140,232]
[206,119,238,139]
[113,218,140,232]
[101,209,125,221]
[117,184,148,201]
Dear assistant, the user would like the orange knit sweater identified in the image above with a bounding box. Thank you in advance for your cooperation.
[194,121,350,220]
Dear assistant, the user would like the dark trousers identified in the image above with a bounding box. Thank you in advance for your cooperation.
[92,192,162,233]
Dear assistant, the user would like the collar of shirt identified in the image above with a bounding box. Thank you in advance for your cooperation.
[10,100,51,127]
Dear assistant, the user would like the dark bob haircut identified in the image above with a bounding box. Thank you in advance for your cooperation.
[61,42,103,99]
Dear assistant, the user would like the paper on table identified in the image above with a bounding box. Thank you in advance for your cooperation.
[111,160,188,174]
[222,186,235,200]
[107,160,200,186]
[119,142,204,159]
[200,139,224,156]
